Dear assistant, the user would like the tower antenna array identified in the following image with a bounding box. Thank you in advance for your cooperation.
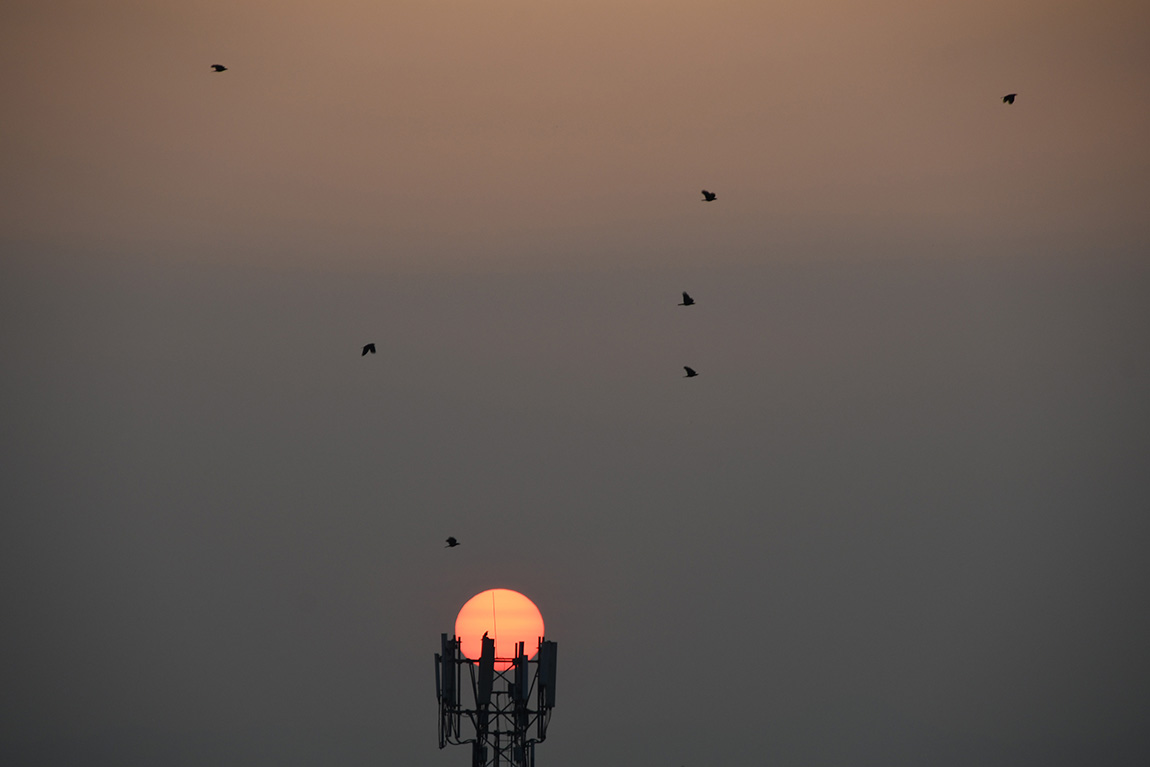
[435,633,558,767]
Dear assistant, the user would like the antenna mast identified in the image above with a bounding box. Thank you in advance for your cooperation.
[435,633,558,767]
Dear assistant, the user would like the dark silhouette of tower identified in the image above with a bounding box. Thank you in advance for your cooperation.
[436,634,558,767]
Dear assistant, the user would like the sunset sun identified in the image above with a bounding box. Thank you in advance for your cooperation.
[454,588,544,671]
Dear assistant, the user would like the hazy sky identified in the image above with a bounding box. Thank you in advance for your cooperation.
[3,1,1149,766]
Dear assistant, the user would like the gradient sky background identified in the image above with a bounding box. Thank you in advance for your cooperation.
[3,1,1149,765]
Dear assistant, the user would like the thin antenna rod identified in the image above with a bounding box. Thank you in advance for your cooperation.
[491,590,498,649]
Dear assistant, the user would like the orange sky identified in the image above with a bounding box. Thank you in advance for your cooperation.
[3,0,1147,273]
[2,4,1149,766]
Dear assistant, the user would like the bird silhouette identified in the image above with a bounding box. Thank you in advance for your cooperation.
[361,343,376,356]
[1002,93,1017,104]
[701,190,717,202]
[445,537,460,548]
[678,291,695,306]
[211,64,228,72]
[683,366,698,378]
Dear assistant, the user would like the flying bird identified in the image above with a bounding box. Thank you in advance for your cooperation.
[210,64,228,72]
[678,291,695,306]
[701,190,717,202]
[1002,93,1017,104]
[683,366,698,378]
[445,537,460,548]
[361,343,376,356]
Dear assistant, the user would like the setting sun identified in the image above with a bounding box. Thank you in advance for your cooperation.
[454,589,544,671]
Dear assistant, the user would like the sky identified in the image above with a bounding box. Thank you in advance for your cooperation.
[2,1,1149,765]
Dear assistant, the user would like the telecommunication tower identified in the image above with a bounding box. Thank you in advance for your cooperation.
[435,633,557,767]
